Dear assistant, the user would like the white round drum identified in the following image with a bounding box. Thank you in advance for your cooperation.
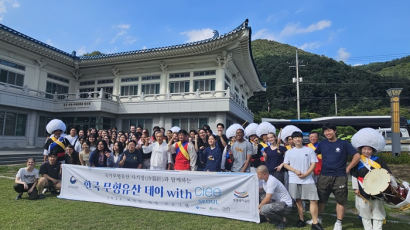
[362,168,391,195]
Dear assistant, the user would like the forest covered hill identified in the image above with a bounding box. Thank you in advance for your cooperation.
[249,39,410,121]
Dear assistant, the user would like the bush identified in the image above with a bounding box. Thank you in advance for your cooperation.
[310,126,357,142]
[376,152,410,164]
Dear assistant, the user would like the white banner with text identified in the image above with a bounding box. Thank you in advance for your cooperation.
[59,164,260,223]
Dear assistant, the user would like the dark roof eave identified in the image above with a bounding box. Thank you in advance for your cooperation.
[247,25,266,92]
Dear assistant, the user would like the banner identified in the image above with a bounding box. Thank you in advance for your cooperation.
[59,164,260,223]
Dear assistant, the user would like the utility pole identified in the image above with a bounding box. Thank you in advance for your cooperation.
[334,93,338,116]
[290,49,305,120]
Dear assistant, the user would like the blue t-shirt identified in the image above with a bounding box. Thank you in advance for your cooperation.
[315,139,357,176]
[204,146,222,172]
[122,149,143,168]
[264,146,287,174]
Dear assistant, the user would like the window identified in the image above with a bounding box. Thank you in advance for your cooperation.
[194,79,215,91]
[79,88,94,98]
[0,59,25,71]
[141,83,160,95]
[234,86,239,92]
[46,81,68,99]
[169,81,189,93]
[224,81,230,90]
[0,69,24,87]
[121,85,138,96]
[172,118,208,131]
[97,87,113,99]
[97,87,113,94]
[169,72,190,79]
[141,75,160,81]
[97,79,114,84]
[122,119,153,132]
[172,118,188,130]
[121,77,139,82]
[38,116,52,137]
[0,111,26,136]
[225,74,231,83]
[79,80,95,86]
[194,70,216,77]
[47,74,69,84]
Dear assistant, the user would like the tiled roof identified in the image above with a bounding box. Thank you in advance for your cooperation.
[0,19,249,61]
[0,24,77,58]
[79,19,249,60]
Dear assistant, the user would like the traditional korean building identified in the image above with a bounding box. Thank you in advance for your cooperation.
[0,19,265,148]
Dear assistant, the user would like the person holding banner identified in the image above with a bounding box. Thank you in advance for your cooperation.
[142,131,172,170]
[257,165,293,229]
[120,140,143,169]
[170,130,197,171]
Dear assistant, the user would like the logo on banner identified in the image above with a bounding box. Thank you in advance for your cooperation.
[233,191,249,198]
[70,176,77,184]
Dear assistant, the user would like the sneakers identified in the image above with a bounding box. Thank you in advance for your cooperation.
[296,219,306,228]
[333,221,342,230]
[312,223,324,230]
[15,193,22,200]
[307,217,322,225]
[38,194,46,199]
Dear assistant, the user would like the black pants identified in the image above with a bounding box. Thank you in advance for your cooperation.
[14,183,38,196]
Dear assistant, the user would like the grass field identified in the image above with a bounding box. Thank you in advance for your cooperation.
[0,164,409,230]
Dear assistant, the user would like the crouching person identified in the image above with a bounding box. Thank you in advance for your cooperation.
[37,152,61,197]
[14,157,40,200]
[257,165,293,229]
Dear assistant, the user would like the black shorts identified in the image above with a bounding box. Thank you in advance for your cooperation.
[317,175,348,205]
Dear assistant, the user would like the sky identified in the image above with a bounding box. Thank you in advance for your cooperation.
[1,0,410,66]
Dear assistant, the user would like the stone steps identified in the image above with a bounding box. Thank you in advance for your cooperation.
[0,153,43,165]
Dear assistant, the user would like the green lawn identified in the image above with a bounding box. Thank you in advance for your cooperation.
[0,164,409,230]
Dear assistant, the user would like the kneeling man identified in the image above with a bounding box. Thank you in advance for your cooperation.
[38,153,61,197]
[257,165,293,229]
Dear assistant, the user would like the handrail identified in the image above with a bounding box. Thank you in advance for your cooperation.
[0,82,251,112]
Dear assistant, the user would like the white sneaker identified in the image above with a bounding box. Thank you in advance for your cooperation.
[306,217,322,225]
[333,221,342,230]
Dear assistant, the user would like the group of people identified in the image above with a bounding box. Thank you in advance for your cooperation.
[13,119,393,230]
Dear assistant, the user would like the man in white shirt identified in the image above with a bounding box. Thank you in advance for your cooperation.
[283,131,323,230]
[142,131,172,170]
[65,128,81,153]
[257,165,293,229]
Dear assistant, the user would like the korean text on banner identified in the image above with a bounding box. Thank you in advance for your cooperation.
[59,164,260,223]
